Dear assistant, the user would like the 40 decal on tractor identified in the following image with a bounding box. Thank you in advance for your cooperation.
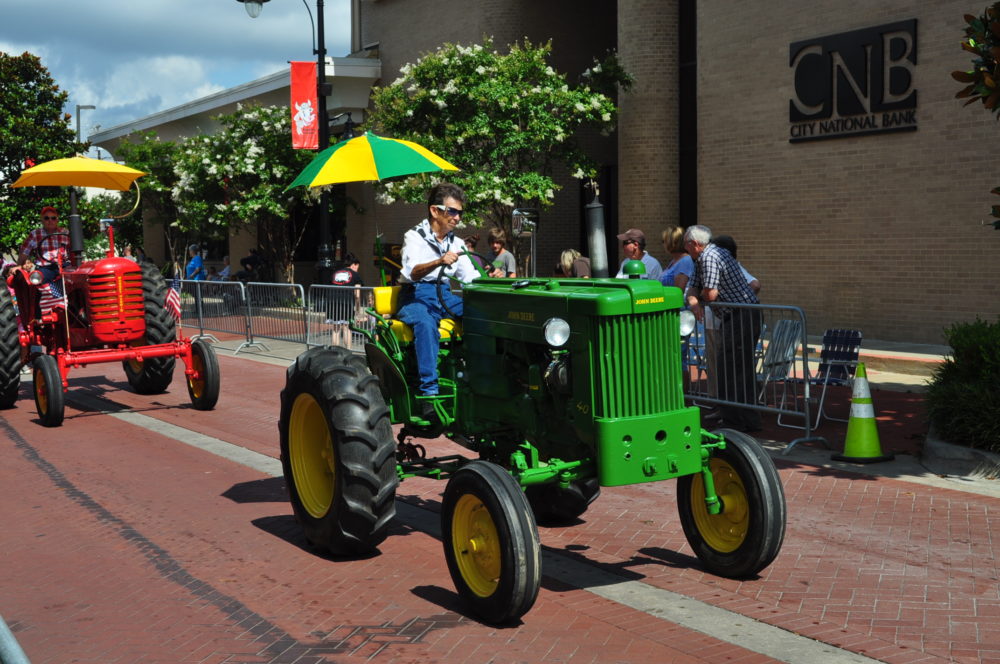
[278,268,786,624]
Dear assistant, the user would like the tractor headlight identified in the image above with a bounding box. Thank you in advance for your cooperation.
[28,270,45,286]
[679,309,696,337]
[543,317,571,347]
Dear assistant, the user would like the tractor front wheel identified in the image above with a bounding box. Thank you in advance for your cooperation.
[186,339,220,410]
[442,460,541,624]
[0,287,20,409]
[677,428,786,578]
[33,355,64,427]
[279,345,398,556]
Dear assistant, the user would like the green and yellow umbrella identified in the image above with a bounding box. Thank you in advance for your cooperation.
[286,131,459,189]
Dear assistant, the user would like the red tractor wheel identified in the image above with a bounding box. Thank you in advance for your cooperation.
[123,261,176,394]
[33,354,65,427]
[187,339,220,410]
[0,287,21,409]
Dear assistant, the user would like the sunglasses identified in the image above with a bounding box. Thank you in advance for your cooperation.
[433,205,464,218]
[622,239,638,246]
[43,215,59,221]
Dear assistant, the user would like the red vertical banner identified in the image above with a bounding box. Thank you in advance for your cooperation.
[290,61,318,150]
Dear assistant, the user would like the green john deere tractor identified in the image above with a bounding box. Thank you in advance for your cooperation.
[278,269,786,624]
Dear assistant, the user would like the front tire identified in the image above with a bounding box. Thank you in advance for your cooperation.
[123,260,175,394]
[677,429,786,578]
[442,460,542,624]
[186,339,220,410]
[278,345,398,555]
[0,287,20,408]
[33,354,64,427]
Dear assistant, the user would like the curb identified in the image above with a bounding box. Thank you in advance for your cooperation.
[921,429,1000,480]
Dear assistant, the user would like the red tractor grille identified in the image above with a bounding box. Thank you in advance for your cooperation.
[88,272,145,323]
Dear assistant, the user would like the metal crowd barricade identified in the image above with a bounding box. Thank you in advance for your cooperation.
[306,284,377,351]
[685,302,826,454]
[177,279,266,354]
[244,281,308,345]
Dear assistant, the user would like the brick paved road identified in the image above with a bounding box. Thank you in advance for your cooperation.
[0,353,997,664]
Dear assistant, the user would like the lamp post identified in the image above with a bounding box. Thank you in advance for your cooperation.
[68,104,96,260]
[238,0,336,284]
[75,104,95,143]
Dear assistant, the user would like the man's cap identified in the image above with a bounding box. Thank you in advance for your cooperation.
[40,205,58,216]
[616,228,645,244]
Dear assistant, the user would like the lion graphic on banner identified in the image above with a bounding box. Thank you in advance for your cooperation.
[293,100,316,136]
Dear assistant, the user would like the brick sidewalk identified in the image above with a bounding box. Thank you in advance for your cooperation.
[1,353,996,664]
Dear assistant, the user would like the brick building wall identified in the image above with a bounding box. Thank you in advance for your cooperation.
[696,1,1000,344]
[352,0,617,281]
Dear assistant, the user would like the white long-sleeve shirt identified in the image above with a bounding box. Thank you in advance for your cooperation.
[399,219,478,284]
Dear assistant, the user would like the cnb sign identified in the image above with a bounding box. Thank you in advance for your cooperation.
[789,20,917,143]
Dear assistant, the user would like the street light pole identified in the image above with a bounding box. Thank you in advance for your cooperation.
[69,104,96,260]
[75,104,95,143]
[238,0,335,284]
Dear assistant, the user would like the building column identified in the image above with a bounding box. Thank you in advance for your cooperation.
[617,0,679,231]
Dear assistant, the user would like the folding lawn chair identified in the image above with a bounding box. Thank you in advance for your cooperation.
[756,318,803,407]
[777,328,863,429]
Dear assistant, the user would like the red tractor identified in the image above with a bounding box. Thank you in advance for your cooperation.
[0,224,220,427]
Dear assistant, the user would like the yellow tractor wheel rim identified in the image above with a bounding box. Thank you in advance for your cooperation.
[188,349,205,398]
[451,494,501,597]
[690,458,750,553]
[288,392,335,519]
[127,339,145,373]
[35,368,48,414]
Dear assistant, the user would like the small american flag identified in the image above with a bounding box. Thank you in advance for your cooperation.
[38,281,65,315]
[165,274,182,322]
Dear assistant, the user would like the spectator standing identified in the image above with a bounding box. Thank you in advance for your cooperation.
[615,228,662,280]
[463,234,487,272]
[558,249,591,277]
[698,234,760,416]
[485,228,517,277]
[685,225,761,433]
[219,256,231,280]
[659,226,694,290]
[185,244,205,280]
[328,253,367,347]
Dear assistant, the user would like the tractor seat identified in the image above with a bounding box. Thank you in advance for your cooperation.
[373,285,461,342]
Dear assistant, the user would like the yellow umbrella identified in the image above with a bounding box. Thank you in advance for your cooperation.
[11,155,146,191]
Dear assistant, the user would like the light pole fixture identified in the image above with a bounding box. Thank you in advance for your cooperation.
[237,0,337,285]
[75,104,95,143]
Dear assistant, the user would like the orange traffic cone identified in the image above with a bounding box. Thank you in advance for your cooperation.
[831,363,894,463]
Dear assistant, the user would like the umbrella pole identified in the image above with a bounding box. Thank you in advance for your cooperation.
[68,188,84,266]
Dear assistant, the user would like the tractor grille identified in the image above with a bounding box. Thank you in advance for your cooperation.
[591,310,685,418]
[88,272,145,323]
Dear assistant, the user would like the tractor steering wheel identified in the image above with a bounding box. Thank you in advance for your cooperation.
[25,232,70,270]
[433,250,498,320]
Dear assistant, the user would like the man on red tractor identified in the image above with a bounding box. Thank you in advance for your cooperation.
[17,205,70,287]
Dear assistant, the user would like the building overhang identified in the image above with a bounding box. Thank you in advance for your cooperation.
[90,56,381,153]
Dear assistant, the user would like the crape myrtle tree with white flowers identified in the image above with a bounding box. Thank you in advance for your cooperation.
[368,38,632,260]
[172,104,315,283]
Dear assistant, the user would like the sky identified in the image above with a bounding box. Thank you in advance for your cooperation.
[0,0,352,142]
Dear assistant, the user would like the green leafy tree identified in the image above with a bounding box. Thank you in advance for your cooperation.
[368,38,632,253]
[113,131,183,264]
[953,5,1000,229]
[0,51,84,256]
[172,104,315,282]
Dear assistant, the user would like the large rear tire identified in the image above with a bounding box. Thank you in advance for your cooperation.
[442,460,541,624]
[0,287,20,409]
[279,345,398,556]
[677,429,786,578]
[33,354,64,427]
[186,339,220,410]
[123,260,175,395]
